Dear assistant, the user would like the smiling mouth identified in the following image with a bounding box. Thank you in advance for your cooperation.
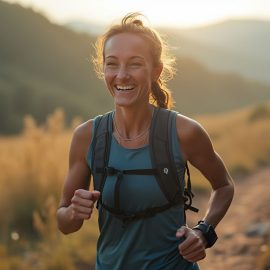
[115,85,135,91]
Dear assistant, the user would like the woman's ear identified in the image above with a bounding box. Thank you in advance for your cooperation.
[152,63,163,82]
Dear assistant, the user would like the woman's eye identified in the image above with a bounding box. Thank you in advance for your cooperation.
[106,62,117,66]
[131,62,142,67]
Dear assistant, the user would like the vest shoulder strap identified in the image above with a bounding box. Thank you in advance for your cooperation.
[149,107,183,204]
[91,111,113,194]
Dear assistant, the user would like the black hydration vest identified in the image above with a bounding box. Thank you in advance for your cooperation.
[91,107,198,226]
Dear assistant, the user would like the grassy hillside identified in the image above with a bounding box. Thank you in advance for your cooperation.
[197,102,270,171]
[0,1,113,134]
[186,101,270,189]
[1,1,270,134]
[171,58,270,115]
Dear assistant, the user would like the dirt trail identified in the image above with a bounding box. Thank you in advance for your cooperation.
[187,166,270,270]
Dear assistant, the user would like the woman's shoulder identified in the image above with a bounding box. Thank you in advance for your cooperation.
[74,119,93,139]
[71,119,94,152]
[175,113,205,139]
[175,113,211,150]
[72,113,109,146]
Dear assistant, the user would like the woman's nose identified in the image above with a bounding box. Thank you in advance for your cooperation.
[116,67,130,80]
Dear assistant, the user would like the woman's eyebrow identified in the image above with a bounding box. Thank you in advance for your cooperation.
[130,56,144,60]
[105,55,145,59]
[105,56,117,60]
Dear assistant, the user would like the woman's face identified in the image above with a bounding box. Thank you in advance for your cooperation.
[103,32,162,108]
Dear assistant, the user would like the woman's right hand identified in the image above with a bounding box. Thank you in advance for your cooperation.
[70,189,100,220]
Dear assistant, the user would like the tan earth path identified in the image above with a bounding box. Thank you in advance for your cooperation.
[186,166,270,270]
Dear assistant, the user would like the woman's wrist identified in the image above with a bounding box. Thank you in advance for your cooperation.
[57,206,83,234]
[192,220,218,248]
[192,229,208,248]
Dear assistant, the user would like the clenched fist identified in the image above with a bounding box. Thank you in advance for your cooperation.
[176,226,207,263]
[70,189,100,220]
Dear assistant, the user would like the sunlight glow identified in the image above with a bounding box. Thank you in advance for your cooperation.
[4,0,270,28]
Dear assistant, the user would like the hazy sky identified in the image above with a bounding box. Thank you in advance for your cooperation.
[4,0,270,27]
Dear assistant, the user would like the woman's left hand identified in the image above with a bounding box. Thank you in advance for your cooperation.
[176,226,207,262]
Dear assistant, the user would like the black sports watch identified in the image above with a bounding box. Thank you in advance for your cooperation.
[193,220,218,248]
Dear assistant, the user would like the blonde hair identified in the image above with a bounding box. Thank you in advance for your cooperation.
[92,12,176,109]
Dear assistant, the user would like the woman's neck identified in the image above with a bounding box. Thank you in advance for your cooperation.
[114,103,154,140]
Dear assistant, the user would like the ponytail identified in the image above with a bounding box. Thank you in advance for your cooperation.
[151,81,173,109]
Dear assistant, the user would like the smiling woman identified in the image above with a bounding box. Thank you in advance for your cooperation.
[93,14,176,110]
[57,12,234,270]
[103,33,163,108]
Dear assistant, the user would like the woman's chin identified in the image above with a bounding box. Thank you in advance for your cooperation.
[113,94,135,107]
[114,99,133,107]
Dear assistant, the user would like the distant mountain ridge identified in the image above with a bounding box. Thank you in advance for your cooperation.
[161,19,270,84]
[0,0,270,134]
[67,18,270,85]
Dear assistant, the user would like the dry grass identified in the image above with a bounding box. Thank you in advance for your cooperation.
[0,109,98,269]
[191,102,270,188]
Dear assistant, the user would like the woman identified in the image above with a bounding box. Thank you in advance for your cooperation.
[57,13,234,270]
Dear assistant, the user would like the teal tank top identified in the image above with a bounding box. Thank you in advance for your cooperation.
[86,112,199,270]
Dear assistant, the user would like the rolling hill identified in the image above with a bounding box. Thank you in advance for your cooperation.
[1,0,270,134]
[161,19,270,84]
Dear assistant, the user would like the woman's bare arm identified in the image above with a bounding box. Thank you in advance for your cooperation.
[57,120,100,234]
[177,114,234,227]
[176,114,234,262]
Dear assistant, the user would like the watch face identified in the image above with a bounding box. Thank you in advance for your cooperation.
[194,222,218,248]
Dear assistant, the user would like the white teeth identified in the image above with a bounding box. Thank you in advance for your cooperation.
[116,85,134,91]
